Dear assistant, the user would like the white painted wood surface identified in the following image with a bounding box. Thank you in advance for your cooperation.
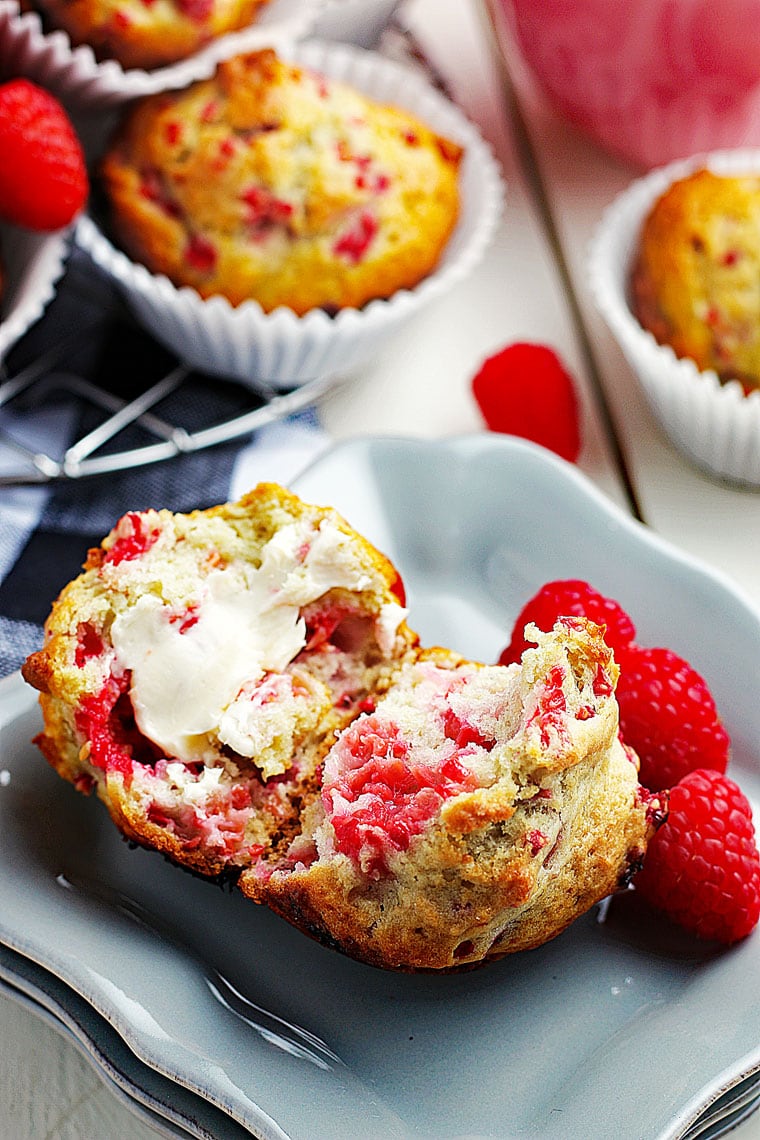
[487,11,760,610]
[0,996,161,1138]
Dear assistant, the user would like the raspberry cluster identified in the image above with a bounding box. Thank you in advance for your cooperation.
[499,578,759,945]
[615,644,730,793]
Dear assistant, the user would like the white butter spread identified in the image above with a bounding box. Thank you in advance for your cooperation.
[109,519,396,763]
[375,602,407,655]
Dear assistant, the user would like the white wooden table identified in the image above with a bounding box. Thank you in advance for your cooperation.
[2,1,760,1136]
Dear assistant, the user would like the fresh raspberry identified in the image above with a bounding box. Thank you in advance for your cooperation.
[616,645,730,792]
[471,342,582,462]
[0,79,88,231]
[499,579,636,665]
[634,769,760,944]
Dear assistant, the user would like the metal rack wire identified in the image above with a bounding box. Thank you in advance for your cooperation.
[0,355,334,486]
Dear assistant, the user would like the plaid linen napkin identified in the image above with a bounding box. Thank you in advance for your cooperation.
[0,251,329,679]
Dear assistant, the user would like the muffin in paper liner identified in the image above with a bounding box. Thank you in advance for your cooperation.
[0,0,322,106]
[74,39,504,392]
[588,149,760,489]
[0,223,69,364]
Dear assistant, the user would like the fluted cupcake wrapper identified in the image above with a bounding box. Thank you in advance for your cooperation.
[0,223,69,364]
[75,39,505,392]
[588,149,760,489]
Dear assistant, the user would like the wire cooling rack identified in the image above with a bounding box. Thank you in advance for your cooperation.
[0,251,337,488]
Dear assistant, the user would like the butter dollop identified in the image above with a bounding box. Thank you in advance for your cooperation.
[109,519,396,764]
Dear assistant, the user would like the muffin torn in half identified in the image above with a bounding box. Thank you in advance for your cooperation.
[23,484,658,971]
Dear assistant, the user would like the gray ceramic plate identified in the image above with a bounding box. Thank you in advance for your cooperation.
[1,434,760,1139]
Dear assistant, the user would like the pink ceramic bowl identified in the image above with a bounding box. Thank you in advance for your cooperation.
[491,0,760,169]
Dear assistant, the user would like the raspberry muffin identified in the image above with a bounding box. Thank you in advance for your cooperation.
[23,485,657,971]
[99,48,463,314]
[631,168,760,390]
[33,0,270,70]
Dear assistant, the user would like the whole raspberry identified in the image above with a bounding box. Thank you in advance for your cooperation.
[616,645,729,792]
[471,342,582,462]
[0,79,88,231]
[499,578,636,665]
[635,768,760,944]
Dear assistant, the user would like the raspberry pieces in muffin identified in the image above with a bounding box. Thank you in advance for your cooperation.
[242,619,657,970]
[99,49,463,314]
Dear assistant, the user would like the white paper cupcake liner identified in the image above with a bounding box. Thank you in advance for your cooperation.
[75,39,504,391]
[588,149,760,489]
[0,0,322,106]
[0,223,69,364]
